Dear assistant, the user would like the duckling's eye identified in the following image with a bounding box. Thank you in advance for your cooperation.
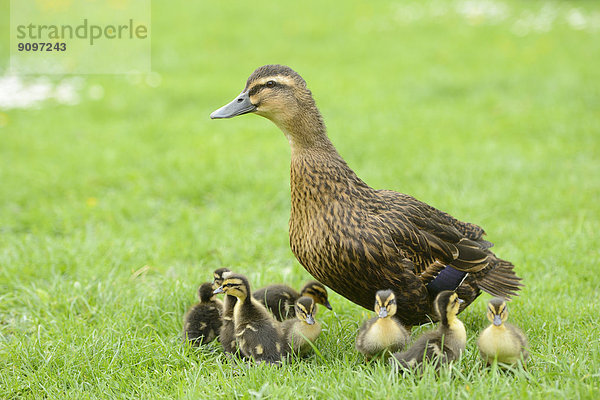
[266,80,276,88]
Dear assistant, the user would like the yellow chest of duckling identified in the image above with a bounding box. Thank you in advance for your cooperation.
[449,318,467,346]
[477,325,521,364]
[364,318,406,349]
[289,321,322,352]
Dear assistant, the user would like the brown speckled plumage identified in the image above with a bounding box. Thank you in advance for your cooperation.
[211,64,523,326]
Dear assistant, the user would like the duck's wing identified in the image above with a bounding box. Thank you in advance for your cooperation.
[371,190,490,274]
[371,190,522,298]
[391,192,491,244]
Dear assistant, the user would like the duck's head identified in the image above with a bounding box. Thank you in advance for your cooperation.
[213,273,250,301]
[433,291,464,325]
[374,289,397,319]
[210,65,326,145]
[294,296,317,325]
[198,282,217,303]
[212,267,232,291]
[300,281,332,311]
[487,297,508,326]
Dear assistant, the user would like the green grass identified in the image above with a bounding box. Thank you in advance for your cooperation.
[1,0,599,398]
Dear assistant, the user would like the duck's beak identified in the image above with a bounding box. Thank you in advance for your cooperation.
[213,286,224,294]
[493,314,502,326]
[305,314,315,325]
[210,91,256,119]
[378,307,388,318]
[323,300,333,310]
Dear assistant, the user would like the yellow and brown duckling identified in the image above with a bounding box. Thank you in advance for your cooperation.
[214,273,286,364]
[391,291,466,370]
[212,268,239,355]
[182,282,223,345]
[253,281,332,321]
[355,290,409,361]
[477,297,529,365]
[210,65,522,326]
[282,296,322,356]
[212,267,232,290]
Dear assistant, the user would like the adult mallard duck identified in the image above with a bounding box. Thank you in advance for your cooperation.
[210,64,522,326]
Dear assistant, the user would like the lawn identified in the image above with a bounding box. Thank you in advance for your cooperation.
[1,0,599,398]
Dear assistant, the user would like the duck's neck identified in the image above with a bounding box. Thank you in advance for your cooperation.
[273,104,339,156]
[280,104,371,205]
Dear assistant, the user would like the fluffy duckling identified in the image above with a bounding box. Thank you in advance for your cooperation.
[212,268,241,355]
[214,273,286,364]
[391,291,466,370]
[477,297,529,365]
[253,281,332,321]
[210,65,522,326]
[182,282,223,345]
[212,267,232,290]
[282,296,322,356]
[355,290,409,360]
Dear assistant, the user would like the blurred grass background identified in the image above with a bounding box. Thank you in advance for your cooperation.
[0,0,599,398]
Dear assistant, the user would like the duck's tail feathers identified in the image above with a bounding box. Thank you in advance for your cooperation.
[475,254,523,299]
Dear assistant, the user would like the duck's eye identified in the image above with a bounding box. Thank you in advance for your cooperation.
[266,80,276,88]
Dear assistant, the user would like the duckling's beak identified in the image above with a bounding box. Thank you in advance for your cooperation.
[305,314,315,325]
[210,91,256,119]
[458,298,465,304]
[378,307,388,318]
[213,286,224,294]
[493,314,502,326]
[323,300,333,310]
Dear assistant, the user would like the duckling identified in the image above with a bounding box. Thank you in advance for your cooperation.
[182,282,223,345]
[212,268,240,355]
[391,291,466,370]
[281,296,322,356]
[355,290,409,360]
[214,273,286,364]
[253,281,332,321]
[477,297,529,365]
[212,267,232,290]
[210,65,522,326]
